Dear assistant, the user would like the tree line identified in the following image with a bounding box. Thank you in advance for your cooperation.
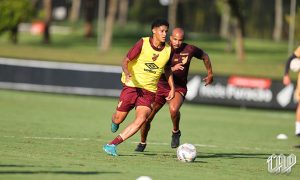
[0,0,299,60]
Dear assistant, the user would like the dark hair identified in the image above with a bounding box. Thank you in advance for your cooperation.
[151,19,169,30]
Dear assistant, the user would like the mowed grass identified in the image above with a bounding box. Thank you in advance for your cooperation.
[0,89,299,180]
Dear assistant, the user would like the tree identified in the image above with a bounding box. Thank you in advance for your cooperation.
[69,0,81,23]
[0,0,33,44]
[43,0,52,44]
[117,0,129,26]
[83,0,96,38]
[217,0,231,39]
[227,0,245,62]
[273,0,283,42]
[168,0,179,30]
[101,0,118,51]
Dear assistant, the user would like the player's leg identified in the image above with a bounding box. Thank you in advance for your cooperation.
[111,111,129,133]
[294,85,300,136]
[103,88,154,156]
[168,91,184,148]
[296,103,300,136]
[135,102,164,152]
[103,106,151,156]
[135,87,167,152]
[120,106,152,140]
[111,86,136,133]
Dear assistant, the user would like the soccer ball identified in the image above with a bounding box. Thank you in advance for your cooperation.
[290,58,300,72]
[177,143,197,162]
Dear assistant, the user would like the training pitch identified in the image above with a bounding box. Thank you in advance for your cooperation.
[0,89,299,179]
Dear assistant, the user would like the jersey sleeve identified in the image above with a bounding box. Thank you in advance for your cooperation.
[284,54,297,75]
[294,46,300,57]
[166,50,174,66]
[191,45,204,59]
[126,39,143,60]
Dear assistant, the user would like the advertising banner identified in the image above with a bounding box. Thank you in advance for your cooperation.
[0,58,297,110]
[186,75,297,110]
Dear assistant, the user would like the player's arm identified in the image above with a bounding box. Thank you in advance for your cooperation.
[122,57,132,82]
[283,54,296,85]
[122,39,143,82]
[201,52,213,86]
[171,63,184,71]
[164,64,175,100]
[193,46,213,86]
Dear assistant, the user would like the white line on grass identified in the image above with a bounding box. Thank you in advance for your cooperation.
[1,135,296,152]
[0,57,122,73]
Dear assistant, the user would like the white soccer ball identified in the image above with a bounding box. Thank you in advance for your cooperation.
[290,58,300,72]
[177,143,197,162]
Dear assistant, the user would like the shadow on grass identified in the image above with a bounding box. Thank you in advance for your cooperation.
[0,170,121,175]
[198,153,270,159]
[0,164,36,168]
[0,164,121,175]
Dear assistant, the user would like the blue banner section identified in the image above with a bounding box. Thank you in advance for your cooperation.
[0,58,297,110]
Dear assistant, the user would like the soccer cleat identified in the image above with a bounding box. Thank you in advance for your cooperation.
[111,122,119,133]
[103,144,118,156]
[134,143,147,152]
[171,130,181,148]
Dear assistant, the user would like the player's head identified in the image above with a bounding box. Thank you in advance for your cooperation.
[170,28,184,49]
[151,19,169,43]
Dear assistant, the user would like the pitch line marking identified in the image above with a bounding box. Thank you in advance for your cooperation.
[2,135,296,152]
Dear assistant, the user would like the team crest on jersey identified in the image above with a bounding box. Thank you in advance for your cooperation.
[152,53,159,61]
[181,56,188,64]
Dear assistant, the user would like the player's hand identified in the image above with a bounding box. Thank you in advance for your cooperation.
[166,89,175,101]
[203,74,213,86]
[283,74,291,85]
[171,63,184,71]
[125,73,132,83]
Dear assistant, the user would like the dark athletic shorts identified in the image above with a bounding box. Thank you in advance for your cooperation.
[155,82,187,105]
[116,86,155,112]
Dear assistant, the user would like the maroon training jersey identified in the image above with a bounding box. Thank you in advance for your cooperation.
[159,43,204,89]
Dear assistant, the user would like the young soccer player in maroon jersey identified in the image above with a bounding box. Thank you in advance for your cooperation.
[103,19,175,156]
[135,28,214,152]
[283,46,300,136]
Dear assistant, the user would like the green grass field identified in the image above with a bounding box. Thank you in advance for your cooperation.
[0,89,299,179]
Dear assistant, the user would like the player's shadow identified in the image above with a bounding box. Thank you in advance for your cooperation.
[198,153,270,159]
[137,153,208,163]
[118,154,137,157]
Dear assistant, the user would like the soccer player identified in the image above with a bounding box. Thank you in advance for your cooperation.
[135,28,214,152]
[283,46,300,136]
[102,19,175,156]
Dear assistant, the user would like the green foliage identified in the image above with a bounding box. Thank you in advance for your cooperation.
[0,0,33,33]
[295,7,300,42]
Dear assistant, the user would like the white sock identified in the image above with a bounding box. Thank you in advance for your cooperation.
[296,121,300,135]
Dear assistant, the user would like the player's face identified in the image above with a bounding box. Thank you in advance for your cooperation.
[153,25,168,43]
[170,34,184,49]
